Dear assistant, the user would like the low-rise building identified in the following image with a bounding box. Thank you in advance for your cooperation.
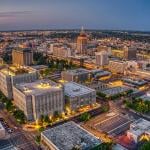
[83,81,108,92]
[41,121,101,150]
[109,60,127,74]
[90,69,111,79]
[64,82,96,111]
[123,78,148,90]
[102,86,129,97]
[61,68,91,83]
[0,66,38,99]
[127,119,150,143]
[13,79,64,121]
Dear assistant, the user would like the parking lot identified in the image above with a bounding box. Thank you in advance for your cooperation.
[82,111,133,142]
[0,117,14,134]
[94,114,132,136]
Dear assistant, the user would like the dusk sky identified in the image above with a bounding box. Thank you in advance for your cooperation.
[0,0,150,31]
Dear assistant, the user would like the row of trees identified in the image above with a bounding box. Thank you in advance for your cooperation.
[97,89,134,101]
[125,99,150,114]
[0,91,26,124]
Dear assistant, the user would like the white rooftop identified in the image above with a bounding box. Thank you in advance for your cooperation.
[15,79,62,96]
[129,119,150,137]
[64,82,95,98]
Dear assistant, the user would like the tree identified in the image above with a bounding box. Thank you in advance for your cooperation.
[35,135,41,145]
[44,115,51,124]
[5,100,13,111]
[79,112,91,122]
[13,109,26,124]
[139,141,150,150]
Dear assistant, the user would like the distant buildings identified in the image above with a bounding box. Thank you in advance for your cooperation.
[41,121,101,150]
[95,51,109,67]
[109,60,127,74]
[127,119,150,143]
[53,45,73,58]
[0,66,38,99]
[64,82,96,111]
[61,68,91,83]
[124,46,137,60]
[77,27,88,55]
[12,48,33,66]
[13,79,64,121]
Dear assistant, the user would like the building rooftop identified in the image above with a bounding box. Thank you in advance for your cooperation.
[0,66,36,76]
[13,48,32,53]
[129,119,150,137]
[64,68,90,75]
[64,82,95,98]
[102,86,129,96]
[42,121,101,150]
[15,79,62,96]
[90,69,111,77]
[123,78,147,86]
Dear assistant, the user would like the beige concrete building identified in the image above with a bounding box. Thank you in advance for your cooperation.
[109,60,127,74]
[0,66,38,99]
[95,51,109,67]
[12,48,33,66]
[64,82,96,111]
[13,79,64,121]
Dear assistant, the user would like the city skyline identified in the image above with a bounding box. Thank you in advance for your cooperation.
[0,0,150,31]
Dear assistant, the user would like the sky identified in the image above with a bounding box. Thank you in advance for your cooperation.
[0,0,150,31]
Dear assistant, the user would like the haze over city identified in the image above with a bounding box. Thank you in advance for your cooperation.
[0,0,150,31]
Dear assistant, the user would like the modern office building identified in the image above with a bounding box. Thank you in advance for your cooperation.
[109,60,127,74]
[63,82,96,111]
[61,68,91,83]
[0,66,38,99]
[12,48,33,66]
[127,119,150,143]
[13,79,64,121]
[77,27,88,54]
[41,121,101,150]
[95,51,109,67]
[124,46,137,60]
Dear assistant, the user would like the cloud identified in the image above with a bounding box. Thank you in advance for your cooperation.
[0,11,32,18]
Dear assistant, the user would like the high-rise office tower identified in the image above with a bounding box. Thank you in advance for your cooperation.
[95,51,109,67]
[12,48,33,66]
[124,46,137,60]
[77,27,88,55]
